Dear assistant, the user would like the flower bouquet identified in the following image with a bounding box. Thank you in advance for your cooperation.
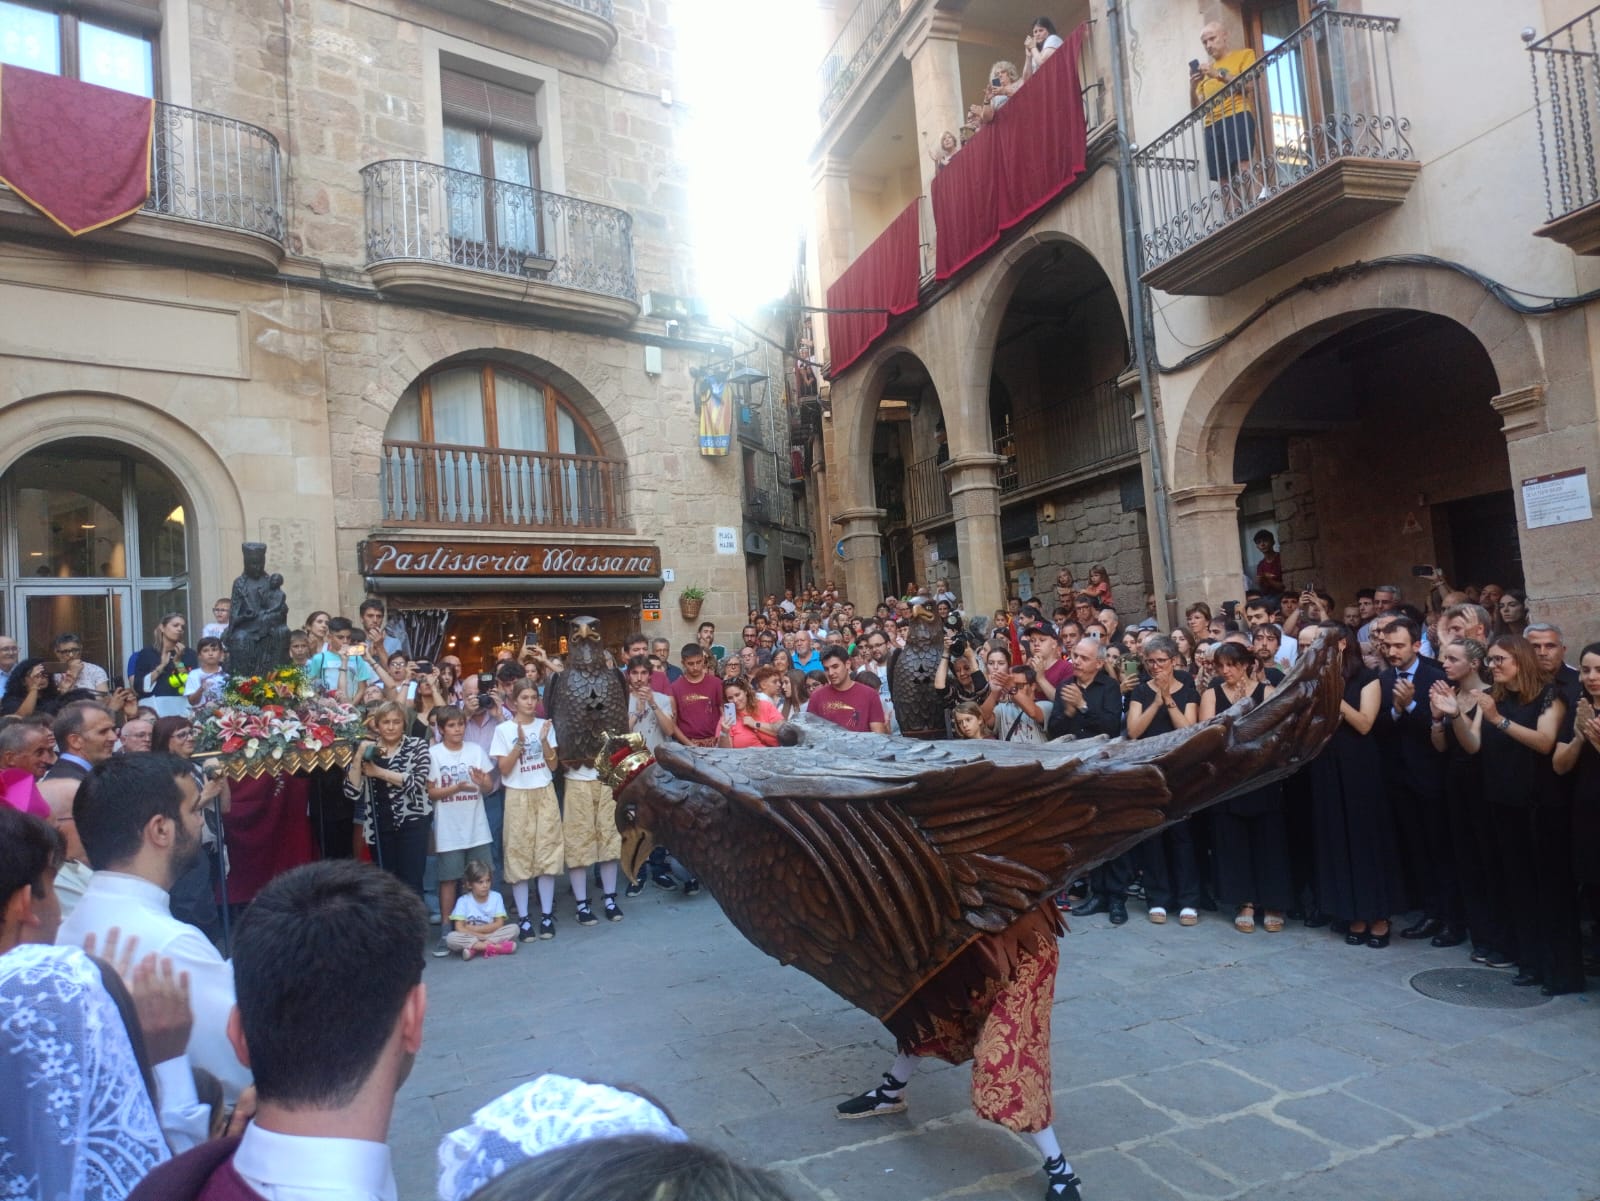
[193,667,369,780]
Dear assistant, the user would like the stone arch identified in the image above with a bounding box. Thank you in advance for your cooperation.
[0,391,247,605]
[1172,265,1543,491]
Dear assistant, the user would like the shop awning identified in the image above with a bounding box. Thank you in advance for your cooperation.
[365,575,663,594]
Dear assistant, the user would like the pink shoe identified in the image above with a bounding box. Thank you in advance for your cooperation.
[494,940,517,955]
[481,943,500,958]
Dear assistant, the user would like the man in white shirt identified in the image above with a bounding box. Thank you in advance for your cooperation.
[0,634,17,694]
[57,753,253,1102]
[128,860,427,1201]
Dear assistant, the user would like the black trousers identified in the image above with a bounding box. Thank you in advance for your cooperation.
[1142,821,1201,910]
[1212,809,1293,911]
[374,818,432,898]
[1493,802,1583,990]
[1089,849,1137,899]
[1453,786,1508,954]
[1388,778,1461,922]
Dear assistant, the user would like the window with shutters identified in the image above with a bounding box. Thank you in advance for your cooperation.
[440,68,544,271]
[0,0,158,97]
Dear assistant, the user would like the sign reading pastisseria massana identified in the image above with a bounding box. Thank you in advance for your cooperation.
[361,540,661,578]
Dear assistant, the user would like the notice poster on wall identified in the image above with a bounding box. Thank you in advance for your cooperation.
[1522,468,1593,529]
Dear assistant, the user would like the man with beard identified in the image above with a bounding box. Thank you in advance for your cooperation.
[58,753,252,1101]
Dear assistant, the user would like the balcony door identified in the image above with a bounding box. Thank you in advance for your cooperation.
[1243,0,1318,184]
[441,69,543,273]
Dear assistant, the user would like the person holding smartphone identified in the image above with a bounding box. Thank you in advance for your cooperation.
[305,617,394,701]
[131,612,198,719]
[1190,22,1258,214]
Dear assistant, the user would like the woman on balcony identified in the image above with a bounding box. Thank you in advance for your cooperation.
[1021,16,1063,81]
[1190,22,1258,214]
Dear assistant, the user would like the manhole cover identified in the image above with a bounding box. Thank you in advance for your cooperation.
[1410,967,1554,1009]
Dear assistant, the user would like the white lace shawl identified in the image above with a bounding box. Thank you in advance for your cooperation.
[0,944,169,1200]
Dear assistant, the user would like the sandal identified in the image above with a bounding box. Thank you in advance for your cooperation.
[1262,912,1285,933]
[1234,905,1256,933]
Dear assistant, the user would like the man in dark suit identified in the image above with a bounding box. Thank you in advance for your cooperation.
[43,701,117,786]
[1375,616,1458,944]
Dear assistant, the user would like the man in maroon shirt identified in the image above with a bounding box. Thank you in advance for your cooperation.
[668,644,723,747]
[806,646,888,733]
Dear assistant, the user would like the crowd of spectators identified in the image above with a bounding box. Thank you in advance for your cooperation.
[923,15,1066,163]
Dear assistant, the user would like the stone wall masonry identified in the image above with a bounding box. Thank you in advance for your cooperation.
[1270,437,1321,586]
[1026,472,1152,630]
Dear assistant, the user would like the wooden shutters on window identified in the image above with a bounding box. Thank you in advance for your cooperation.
[440,69,542,143]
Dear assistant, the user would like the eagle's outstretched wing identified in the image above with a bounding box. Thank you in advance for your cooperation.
[623,636,1342,1019]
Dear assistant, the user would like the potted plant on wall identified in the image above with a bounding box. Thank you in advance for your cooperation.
[678,585,707,622]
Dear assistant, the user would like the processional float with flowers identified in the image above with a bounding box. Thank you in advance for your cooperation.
[191,667,368,780]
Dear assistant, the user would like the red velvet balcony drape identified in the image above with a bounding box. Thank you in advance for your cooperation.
[932,24,1088,280]
[825,197,922,376]
[0,65,155,236]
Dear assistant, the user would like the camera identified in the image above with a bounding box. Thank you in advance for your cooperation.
[949,634,969,659]
[361,743,380,763]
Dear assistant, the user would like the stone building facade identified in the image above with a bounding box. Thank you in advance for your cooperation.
[0,0,744,669]
[805,0,1600,644]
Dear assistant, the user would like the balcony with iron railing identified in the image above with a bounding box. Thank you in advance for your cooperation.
[1134,6,1418,295]
[1526,8,1600,253]
[361,159,639,325]
[994,379,1137,500]
[379,440,628,532]
[906,453,953,529]
[407,0,616,58]
[0,99,284,269]
[817,0,904,126]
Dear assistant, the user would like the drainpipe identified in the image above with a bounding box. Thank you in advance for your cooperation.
[1106,0,1178,623]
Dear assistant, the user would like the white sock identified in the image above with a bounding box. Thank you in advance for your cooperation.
[511,881,530,920]
[887,1053,918,1091]
[568,866,589,904]
[537,875,556,914]
[1031,1127,1067,1171]
[599,860,619,894]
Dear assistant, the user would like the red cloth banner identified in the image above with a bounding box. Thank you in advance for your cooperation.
[0,64,155,235]
[933,25,1088,280]
[826,196,922,376]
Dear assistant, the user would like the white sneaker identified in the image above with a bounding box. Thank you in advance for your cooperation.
[1179,907,1200,926]
[1148,906,1168,924]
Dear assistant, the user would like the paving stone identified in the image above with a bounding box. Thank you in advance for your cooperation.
[1213,1036,1373,1093]
[746,1043,899,1105]
[1050,1082,1177,1149]
[1344,1062,1517,1127]
[1124,1136,1239,1197]
[1174,985,1355,1045]
[1303,1014,1444,1066]
[1165,1112,1335,1185]
[1467,1095,1600,1173]
[1066,1148,1189,1201]
[1123,1059,1276,1120]
[1540,1071,1600,1116]
[794,1117,1036,1201]
[1273,1089,1407,1151]
[1377,996,1545,1046]
[1428,1036,1584,1096]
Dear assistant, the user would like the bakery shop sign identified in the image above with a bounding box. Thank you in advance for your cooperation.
[362,539,661,578]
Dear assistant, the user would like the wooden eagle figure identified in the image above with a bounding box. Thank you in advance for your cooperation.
[544,616,626,767]
[599,635,1344,1044]
[887,596,945,739]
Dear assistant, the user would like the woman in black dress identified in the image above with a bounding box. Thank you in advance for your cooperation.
[1427,639,1510,966]
[1461,635,1577,994]
[1309,622,1402,948]
[1127,635,1202,926]
[1554,641,1600,970]
[1202,642,1291,933]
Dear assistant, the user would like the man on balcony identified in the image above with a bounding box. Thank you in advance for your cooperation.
[1190,22,1258,214]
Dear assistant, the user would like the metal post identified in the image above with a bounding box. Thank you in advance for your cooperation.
[1106,0,1179,626]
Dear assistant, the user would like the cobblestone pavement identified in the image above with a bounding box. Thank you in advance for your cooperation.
[391,884,1599,1201]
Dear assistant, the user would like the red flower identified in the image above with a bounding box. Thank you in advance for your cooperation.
[221,736,245,753]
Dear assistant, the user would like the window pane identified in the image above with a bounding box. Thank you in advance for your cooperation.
[494,373,547,453]
[555,407,595,456]
[492,137,532,187]
[78,21,153,97]
[23,591,122,682]
[134,461,187,577]
[387,385,422,440]
[444,125,486,246]
[0,1,60,74]
[429,368,486,446]
[12,452,127,579]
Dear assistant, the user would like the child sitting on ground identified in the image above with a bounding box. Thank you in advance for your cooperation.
[446,860,519,960]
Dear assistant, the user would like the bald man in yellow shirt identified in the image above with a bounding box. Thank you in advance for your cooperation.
[1190,22,1258,212]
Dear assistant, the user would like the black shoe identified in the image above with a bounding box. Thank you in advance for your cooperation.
[1303,912,1331,929]
[624,877,645,898]
[575,902,599,927]
[1541,982,1583,997]
[1401,917,1443,941]
[1070,894,1108,917]
[1345,931,1366,946]
[1430,925,1467,948]
[683,877,703,896]
[652,871,678,891]
[835,1073,908,1120]
[1481,950,1515,969]
[1044,1156,1083,1200]
[538,914,556,940]
[517,918,537,944]
[603,894,624,922]
[1108,897,1128,926]
[1511,972,1540,987]
[1366,930,1391,949]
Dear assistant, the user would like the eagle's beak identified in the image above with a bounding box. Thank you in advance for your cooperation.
[621,827,655,881]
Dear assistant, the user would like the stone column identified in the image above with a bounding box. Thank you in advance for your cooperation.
[810,156,853,290]
[1168,483,1246,609]
[944,453,1006,616]
[906,12,965,200]
[834,506,887,606]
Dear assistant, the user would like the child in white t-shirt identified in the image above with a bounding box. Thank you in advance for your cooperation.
[427,706,497,956]
[445,861,518,960]
[183,637,229,709]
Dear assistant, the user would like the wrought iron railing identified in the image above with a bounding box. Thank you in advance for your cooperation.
[995,379,1136,496]
[1526,8,1600,222]
[744,490,772,521]
[362,160,637,302]
[1134,7,1410,270]
[380,440,627,531]
[146,101,284,241]
[906,453,952,527]
[557,0,614,20]
[817,0,901,124]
